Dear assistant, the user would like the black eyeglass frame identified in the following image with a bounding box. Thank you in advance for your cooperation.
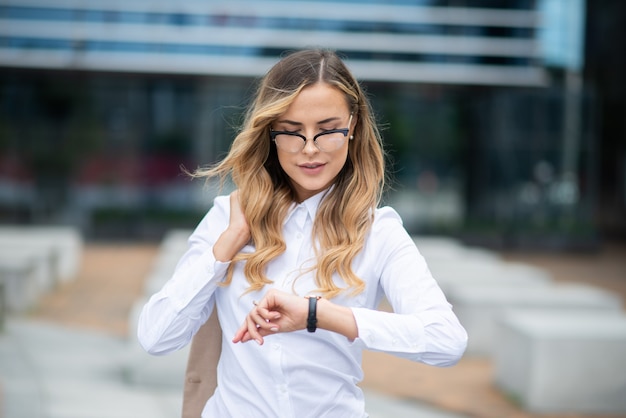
[269,114,353,153]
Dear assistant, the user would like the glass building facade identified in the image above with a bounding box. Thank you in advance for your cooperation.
[0,0,601,248]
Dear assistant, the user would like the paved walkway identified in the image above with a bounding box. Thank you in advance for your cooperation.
[1,242,625,418]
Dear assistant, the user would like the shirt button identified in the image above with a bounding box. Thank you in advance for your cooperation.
[272,343,280,351]
[296,233,303,239]
[279,384,288,394]
[392,338,398,345]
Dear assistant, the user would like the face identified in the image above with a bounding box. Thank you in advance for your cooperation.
[272,82,355,202]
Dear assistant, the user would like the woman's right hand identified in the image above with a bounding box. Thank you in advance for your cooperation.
[213,190,251,262]
[232,289,307,345]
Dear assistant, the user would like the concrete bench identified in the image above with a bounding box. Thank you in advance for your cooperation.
[125,230,194,388]
[0,246,58,293]
[142,234,190,298]
[0,226,83,283]
[429,260,553,294]
[123,298,189,388]
[494,310,626,414]
[414,236,500,263]
[0,255,40,313]
[448,283,622,356]
[413,236,464,258]
[160,229,193,253]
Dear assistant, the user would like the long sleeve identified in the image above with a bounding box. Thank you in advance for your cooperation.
[350,207,468,366]
[137,196,232,355]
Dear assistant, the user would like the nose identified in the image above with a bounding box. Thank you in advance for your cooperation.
[302,136,320,154]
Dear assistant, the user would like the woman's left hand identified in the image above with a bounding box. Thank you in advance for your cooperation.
[232,289,309,345]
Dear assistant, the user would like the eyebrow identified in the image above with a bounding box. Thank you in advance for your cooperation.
[276,116,342,126]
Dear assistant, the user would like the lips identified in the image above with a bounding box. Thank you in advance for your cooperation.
[298,162,326,174]
[300,162,324,169]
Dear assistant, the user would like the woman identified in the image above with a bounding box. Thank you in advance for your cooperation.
[138,49,467,417]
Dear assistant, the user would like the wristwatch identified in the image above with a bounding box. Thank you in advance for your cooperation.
[306,296,322,332]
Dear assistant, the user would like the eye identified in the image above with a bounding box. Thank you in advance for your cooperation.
[274,127,300,134]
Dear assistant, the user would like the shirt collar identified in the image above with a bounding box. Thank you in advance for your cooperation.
[285,188,330,226]
[302,188,329,220]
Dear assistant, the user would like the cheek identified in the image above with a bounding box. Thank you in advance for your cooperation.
[334,154,348,171]
[276,151,292,171]
[334,146,350,168]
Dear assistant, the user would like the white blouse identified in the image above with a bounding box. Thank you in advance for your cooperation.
[137,190,467,418]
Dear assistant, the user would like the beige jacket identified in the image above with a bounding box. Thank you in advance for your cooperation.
[181,309,222,418]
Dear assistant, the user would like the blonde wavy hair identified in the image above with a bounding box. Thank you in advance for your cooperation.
[195,49,386,298]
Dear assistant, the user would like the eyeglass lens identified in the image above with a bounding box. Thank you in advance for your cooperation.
[274,130,347,153]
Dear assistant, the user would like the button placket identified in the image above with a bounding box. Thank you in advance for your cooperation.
[267,336,291,416]
[274,345,294,417]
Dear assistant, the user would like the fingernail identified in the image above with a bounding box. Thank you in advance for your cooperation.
[270,327,278,332]
[256,339,262,345]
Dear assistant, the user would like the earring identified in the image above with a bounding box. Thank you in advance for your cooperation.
[349,135,354,140]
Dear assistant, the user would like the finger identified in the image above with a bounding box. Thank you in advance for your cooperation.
[232,321,248,343]
[232,310,279,344]
[248,313,281,340]
[234,319,266,343]
[239,331,253,343]
[254,306,281,325]
[233,321,262,344]
[245,315,264,345]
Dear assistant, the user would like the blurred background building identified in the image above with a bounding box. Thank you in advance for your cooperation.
[0,0,624,249]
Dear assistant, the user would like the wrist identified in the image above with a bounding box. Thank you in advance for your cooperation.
[227,223,251,244]
[315,298,358,341]
[213,227,250,262]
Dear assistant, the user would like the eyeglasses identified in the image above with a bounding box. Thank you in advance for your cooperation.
[270,114,353,153]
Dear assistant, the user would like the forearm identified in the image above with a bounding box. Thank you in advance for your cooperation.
[316,298,358,341]
[351,307,467,366]
[213,225,250,262]
[139,229,230,355]
[213,190,251,262]
[321,298,466,366]
[138,296,211,355]
[138,250,227,354]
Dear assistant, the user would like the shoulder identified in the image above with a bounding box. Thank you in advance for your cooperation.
[212,194,231,212]
[185,194,232,249]
[365,206,416,265]
[370,206,411,242]
[195,194,231,229]
[372,206,404,230]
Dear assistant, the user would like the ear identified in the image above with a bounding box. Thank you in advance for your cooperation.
[349,113,358,133]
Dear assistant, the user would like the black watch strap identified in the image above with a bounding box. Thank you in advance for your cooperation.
[306,296,321,333]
